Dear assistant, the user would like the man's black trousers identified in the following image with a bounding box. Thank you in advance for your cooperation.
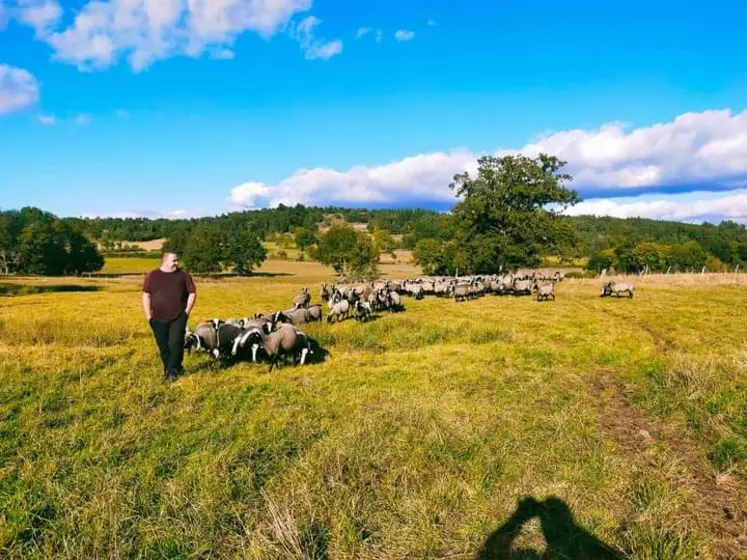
[149,312,188,375]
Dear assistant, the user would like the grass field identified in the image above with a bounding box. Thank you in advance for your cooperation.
[1,266,746,558]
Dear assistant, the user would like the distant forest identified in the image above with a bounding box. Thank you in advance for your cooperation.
[3,203,747,275]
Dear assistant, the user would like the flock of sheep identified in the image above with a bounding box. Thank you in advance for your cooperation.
[183,273,635,370]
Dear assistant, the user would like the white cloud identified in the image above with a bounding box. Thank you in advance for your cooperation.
[394,29,414,41]
[16,0,62,35]
[427,19,437,26]
[227,109,747,223]
[375,29,382,43]
[74,113,92,125]
[17,0,313,71]
[114,108,129,118]
[500,109,747,192]
[355,26,370,39]
[81,208,206,219]
[0,64,39,115]
[565,190,747,224]
[230,150,477,209]
[290,16,342,60]
[37,114,55,125]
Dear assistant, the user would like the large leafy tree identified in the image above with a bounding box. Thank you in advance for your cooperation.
[293,227,317,251]
[313,224,379,278]
[223,226,267,275]
[449,154,580,273]
[183,225,226,273]
[181,224,266,275]
[17,220,71,275]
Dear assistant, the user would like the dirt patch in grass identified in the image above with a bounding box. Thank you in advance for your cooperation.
[590,372,747,558]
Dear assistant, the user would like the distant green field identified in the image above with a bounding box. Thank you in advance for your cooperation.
[1,268,746,557]
[101,256,160,274]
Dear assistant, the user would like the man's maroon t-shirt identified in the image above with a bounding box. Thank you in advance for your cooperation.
[142,268,196,322]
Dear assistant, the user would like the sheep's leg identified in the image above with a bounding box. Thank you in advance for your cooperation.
[251,344,259,363]
[300,347,309,365]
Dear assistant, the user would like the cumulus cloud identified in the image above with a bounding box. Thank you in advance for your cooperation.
[227,109,747,223]
[15,0,61,35]
[290,16,342,60]
[500,109,747,196]
[37,114,55,125]
[394,29,414,41]
[14,0,313,71]
[355,26,371,39]
[230,150,477,209]
[0,64,39,115]
[565,190,747,224]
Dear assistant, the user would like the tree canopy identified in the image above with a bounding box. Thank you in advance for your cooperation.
[313,225,379,278]
[448,154,580,273]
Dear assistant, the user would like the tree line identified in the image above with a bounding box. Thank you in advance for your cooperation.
[4,153,747,277]
[0,208,103,275]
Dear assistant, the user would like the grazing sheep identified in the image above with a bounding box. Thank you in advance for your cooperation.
[275,308,310,326]
[259,323,313,371]
[306,304,323,322]
[184,320,219,356]
[386,291,401,311]
[354,300,373,322]
[601,281,634,299]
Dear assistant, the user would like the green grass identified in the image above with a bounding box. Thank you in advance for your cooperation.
[1,269,746,558]
[100,256,160,275]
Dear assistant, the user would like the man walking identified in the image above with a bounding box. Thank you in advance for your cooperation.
[142,252,196,382]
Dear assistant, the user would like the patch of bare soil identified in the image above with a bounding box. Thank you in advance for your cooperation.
[590,373,747,558]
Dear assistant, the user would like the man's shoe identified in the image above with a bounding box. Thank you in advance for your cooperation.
[165,369,178,382]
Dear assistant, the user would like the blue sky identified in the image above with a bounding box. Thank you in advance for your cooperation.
[1,0,747,222]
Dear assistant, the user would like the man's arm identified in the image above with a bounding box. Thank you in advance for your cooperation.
[142,272,152,321]
[142,292,152,321]
[184,272,197,316]
[185,292,196,316]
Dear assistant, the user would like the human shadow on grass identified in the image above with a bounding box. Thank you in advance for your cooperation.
[478,496,625,560]
[0,283,101,296]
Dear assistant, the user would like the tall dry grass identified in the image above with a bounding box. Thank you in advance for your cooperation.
[0,265,745,558]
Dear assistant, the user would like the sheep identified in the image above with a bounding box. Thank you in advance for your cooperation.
[327,297,350,323]
[533,282,556,302]
[275,308,310,326]
[601,281,634,299]
[512,279,533,296]
[354,300,373,322]
[306,304,323,322]
[320,282,332,302]
[386,291,401,311]
[292,287,311,309]
[184,320,219,356]
[252,323,313,371]
[453,283,470,302]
